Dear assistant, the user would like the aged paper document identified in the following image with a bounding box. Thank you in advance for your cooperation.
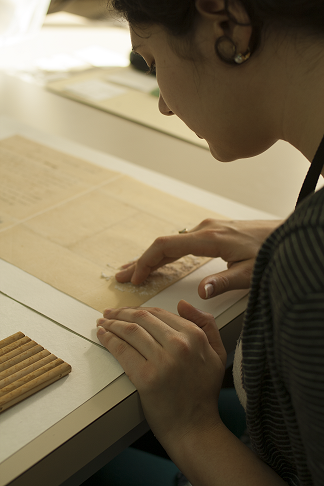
[0,136,226,312]
[47,67,208,150]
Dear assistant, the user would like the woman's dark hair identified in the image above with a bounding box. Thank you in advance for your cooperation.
[111,0,324,55]
[112,0,196,36]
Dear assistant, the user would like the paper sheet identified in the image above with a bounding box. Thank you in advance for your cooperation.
[0,293,124,464]
[106,69,158,93]
[47,67,208,149]
[0,135,226,313]
[0,257,249,346]
[65,79,127,101]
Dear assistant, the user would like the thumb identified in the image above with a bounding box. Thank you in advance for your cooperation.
[177,300,226,366]
[198,259,254,299]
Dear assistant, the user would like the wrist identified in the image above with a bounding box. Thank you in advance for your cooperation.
[158,416,288,486]
[158,406,223,462]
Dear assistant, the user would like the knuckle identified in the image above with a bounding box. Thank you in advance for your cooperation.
[241,267,252,281]
[151,306,163,313]
[153,235,169,248]
[170,335,191,357]
[147,306,164,316]
[192,325,207,342]
[100,331,112,347]
[189,326,208,348]
[241,268,253,286]
[216,274,230,292]
[103,332,127,356]
[202,228,221,241]
[114,308,125,320]
[201,218,215,227]
[242,261,254,277]
[124,322,140,336]
[115,341,128,356]
[132,309,150,320]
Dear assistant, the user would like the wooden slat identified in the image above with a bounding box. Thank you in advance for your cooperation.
[0,332,25,350]
[0,349,51,380]
[0,345,44,371]
[0,336,31,357]
[0,333,71,413]
[0,354,56,389]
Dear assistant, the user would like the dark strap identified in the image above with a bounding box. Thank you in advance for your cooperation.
[296,135,324,207]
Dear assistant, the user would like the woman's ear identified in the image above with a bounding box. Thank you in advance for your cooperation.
[195,0,252,61]
[195,0,229,22]
[195,0,250,24]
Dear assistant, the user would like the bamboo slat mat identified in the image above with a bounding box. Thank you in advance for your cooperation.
[0,332,71,413]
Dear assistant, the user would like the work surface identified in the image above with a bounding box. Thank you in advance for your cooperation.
[0,117,276,486]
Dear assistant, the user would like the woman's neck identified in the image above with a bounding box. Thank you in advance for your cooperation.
[274,35,324,165]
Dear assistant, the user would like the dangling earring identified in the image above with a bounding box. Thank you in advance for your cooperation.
[215,36,250,65]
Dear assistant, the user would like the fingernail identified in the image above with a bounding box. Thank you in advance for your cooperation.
[97,326,106,335]
[96,318,106,326]
[205,283,214,299]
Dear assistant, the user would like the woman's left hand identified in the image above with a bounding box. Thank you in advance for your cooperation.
[96,300,226,449]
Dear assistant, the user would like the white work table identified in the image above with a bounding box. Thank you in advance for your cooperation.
[0,116,275,486]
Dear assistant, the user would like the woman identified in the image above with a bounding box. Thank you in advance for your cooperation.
[96,1,324,484]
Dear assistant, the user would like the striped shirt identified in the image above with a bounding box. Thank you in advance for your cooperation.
[241,186,324,485]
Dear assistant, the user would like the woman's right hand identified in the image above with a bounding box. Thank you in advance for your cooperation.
[115,219,282,299]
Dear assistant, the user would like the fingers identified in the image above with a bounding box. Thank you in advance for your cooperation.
[116,256,176,284]
[115,230,227,285]
[100,307,185,348]
[97,316,158,359]
[97,305,212,384]
[188,218,219,232]
[177,300,227,366]
[119,261,136,269]
[98,305,206,360]
[97,325,147,377]
[115,218,279,286]
[100,303,226,366]
[132,234,205,284]
[115,263,136,283]
[115,233,198,285]
[103,306,198,333]
[115,236,179,284]
[198,259,254,299]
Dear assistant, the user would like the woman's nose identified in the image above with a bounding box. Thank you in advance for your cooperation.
[158,93,174,116]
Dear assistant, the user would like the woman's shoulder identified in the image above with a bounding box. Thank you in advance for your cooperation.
[244,186,324,332]
[274,185,324,239]
[263,187,324,297]
[245,185,324,327]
